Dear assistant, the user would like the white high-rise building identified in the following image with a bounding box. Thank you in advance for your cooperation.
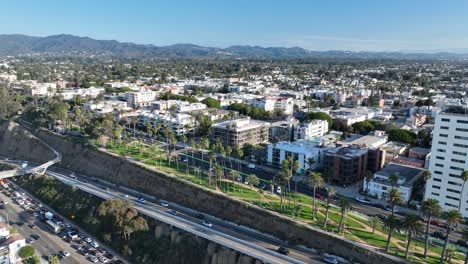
[294,120,328,141]
[424,105,468,217]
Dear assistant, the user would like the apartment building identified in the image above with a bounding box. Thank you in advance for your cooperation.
[324,146,369,185]
[212,118,270,147]
[250,97,294,115]
[424,105,468,217]
[139,111,196,135]
[294,120,329,141]
[126,90,157,108]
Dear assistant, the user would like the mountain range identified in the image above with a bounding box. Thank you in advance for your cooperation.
[1,34,467,60]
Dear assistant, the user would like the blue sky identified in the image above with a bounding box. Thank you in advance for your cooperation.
[1,0,468,51]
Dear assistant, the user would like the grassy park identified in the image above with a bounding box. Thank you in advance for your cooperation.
[103,140,466,264]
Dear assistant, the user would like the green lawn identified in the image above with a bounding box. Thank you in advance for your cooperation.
[217,182,262,199]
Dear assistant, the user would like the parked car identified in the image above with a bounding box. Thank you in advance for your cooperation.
[276,246,289,255]
[98,256,109,263]
[160,200,169,207]
[88,256,98,263]
[355,197,371,204]
[170,209,178,215]
[90,242,99,248]
[430,220,442,227]
[138,198,146,204]
[84,237,92,243]
[60,251,71,258]
[31,234,40,240]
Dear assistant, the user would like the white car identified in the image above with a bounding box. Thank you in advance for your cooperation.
[276,186,281,194]
[121,194,128,198]
[61,251,71,257]
[138,198,146,204]
[160,200,169,207]
[99,256,108,263]
[202,221,213,228]
[88,256,98,263]
[90,242,99,248]
[355,197,371,204]
[84,237,92,243]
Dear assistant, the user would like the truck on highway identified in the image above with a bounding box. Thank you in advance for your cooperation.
[46,220,61,233]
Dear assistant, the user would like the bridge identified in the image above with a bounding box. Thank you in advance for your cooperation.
[0,128,61,179]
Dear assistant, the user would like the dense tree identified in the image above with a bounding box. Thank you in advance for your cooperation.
[306,112,333,129]
[0,85,22,120]
[351,121,375,135]
[18,245,35,259]
[388,129,417,144]
[201,98,221,108]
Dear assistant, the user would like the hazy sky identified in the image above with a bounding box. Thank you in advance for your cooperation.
[2,0,468,51]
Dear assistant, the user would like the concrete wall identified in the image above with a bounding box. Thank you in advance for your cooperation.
[1,122,405,264]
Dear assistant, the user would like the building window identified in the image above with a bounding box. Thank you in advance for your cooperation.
[438,141,447,145]
[447,188,461,194]
[439,134,448,138]
[449,173,462,178]
[446,195,460,201]
[437,149,446,153]
[455,136,468,140]
[454,143,468,148]
[453,151,467,156]
[434,170,443,175]
[435,163,444,167]
[450,166,464,171]
[433,178,442,182]
[440,126,449,130]
[448,181,462,187]
[456,128,468,132]
[431,192,440,196]
[451,159,466,164]
[441,118,450,122]
[436,156,445,160]
[432,185,441,189]
[456,120,468,124]
[445,203,457,208]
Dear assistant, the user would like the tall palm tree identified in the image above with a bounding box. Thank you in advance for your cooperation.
[460,171,468,211]
[387,188,403,216]
[278,159,292,211]
[306,172,324,220]
[323,187,336,228]
[180,135,189,175]
[382,215,401,252]
[369,216,381,234]
[337,198,351,232]
[229,171,240,192]
[421,198,442,257]
[440,210,463,264]
[402,214,424,259]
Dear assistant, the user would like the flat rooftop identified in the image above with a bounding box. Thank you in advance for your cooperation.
[376,163,423,186]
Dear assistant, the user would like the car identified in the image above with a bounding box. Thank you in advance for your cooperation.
[113,260,124,264]
[432,231,446,240]
[355,196,371,204]
[276,186,281,194]
[70,173,77,179]
[31,234,40,240]
[88,256,98,263]
[90,242,99,248]
[26,238,34,244]
[80,249,89,256]
[160,200,169,207]
[247,163,256,169]
[315,193,324,199]
[28,224,35,229]
[8,221,14,225]
[121,194,128,198]
[170,209,178,215]
[276,246,289,255]
[99,256,109,263]
[456,239,468,248]
[60,251,71,257]
[65,223,71,229]
[195,213,205,219]
[323,256,338,264]
[430,220,442,226]
[385,206,396,212]
[138,198,146,204]
[84,237,92,243]
[104,253,114,259]
[202,220,213,228]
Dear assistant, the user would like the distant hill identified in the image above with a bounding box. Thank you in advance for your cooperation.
[1,34,467,60]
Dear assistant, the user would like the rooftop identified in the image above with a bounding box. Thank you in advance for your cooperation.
[375,163,424,187]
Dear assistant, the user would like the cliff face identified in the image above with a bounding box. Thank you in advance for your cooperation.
[0,122,55,164]
[0,122,405,264]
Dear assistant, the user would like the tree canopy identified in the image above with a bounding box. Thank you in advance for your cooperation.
[306,112,332,129]
[201,98,221,108]
[388,129,417,144]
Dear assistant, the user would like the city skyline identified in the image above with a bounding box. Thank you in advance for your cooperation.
[2,0,468,52]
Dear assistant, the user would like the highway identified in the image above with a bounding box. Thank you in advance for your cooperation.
[43,168,323,264]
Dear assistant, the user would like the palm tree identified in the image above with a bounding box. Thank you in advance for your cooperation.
[421,198,442,257]
[208,152,216,186]
[180,135,189,175]
[369,216,381,234]
[194,167,202,184]
[459,171,468,211]
[382,215,401,252]
[246,174,259,189]
[365,170,374,194]
[440,210,463,264]
[337,198,351,232]
[229,171,240,192]
[323,187,336,229]
[389,172,399,188]
[306,172,324,220]
[213,164,224,188]
[387,188,403,216]
[402,214,424,259]
[278,159,292,211]
[234,145,243,174]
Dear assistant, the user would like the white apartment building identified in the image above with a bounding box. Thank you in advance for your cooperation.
[267,140,333,172]
[294,120,329,141]
[139,111,196,135]
[364,163,423,202]
[58,87,105,100]
[424,105,468,217]
[250,97,294,115]
[126,90,157,108]
[152,100,206,112]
